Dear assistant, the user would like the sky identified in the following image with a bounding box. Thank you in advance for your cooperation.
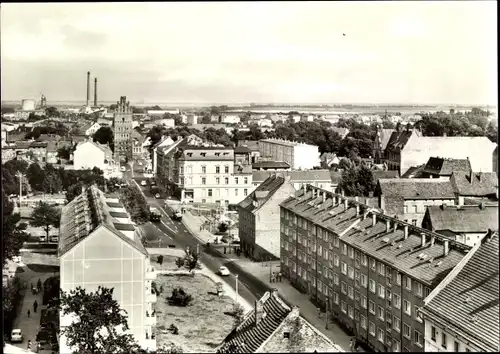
[1,1,497,105]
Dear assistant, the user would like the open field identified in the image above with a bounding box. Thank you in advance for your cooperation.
[155,274,237,353]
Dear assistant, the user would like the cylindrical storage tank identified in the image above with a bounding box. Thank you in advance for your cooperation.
[22,99,36,111]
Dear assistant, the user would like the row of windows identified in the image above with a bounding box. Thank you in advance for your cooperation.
[180,176,249,186]
[193,188,248,197]
[180,165,236,174]
[430,326,472,352]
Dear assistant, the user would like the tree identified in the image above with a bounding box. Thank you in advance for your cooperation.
[59,286,142,354]
[201,115,211,124]
[233,303,245,328]
[46,107,59,117]
[168,287,193,307]
[57,145,72,160]
[93,126,114,152]
[338,164,376,197]
[2,191,29,266]
[30,202,61,242]
[118,186,151,224]
[41,172,63,194]
[26,163,46,191]
[66,182,85,203]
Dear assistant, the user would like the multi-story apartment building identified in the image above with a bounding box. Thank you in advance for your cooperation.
[152,136,175,175]
[238,174,295,260]
[376,179,456,226]
[279,185,472,352]
[420,231,498,352]
[113,96,133,162]
[155,137,185,192]
[259,138,320,170]
[253,170,336,193]
[58,185,157,353]
[73,140,120,178]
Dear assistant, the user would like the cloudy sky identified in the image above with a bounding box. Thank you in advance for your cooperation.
[1,2,497,105]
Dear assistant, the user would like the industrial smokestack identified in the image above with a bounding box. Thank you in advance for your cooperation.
[94,78,98,107]
[86,71,91,107]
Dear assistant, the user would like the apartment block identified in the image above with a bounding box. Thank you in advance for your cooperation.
[259,138,320,170]
[279,185,471,352]
[58,185,157,353]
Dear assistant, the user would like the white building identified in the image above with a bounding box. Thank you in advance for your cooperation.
[152,136,175,175]
[187,114,198,125]
[73,141,119,177]
[221,114,240,124]
[146,109,179,115]
[259,138,320,170]
[85,122,102,136]
[59,186,157,353]
[257,118,273,127]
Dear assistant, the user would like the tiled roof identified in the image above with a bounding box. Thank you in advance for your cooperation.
[401,164,425,178]
[15,141,33,149]
[252,161,290,169]
[422,157,472,176]
[425,205,498,233]
[234,146,252,154]
[238,175,285,212]
[46,141,58,152]
[372,170,399,183]
[378,128,396,151]
[217,291,291,353]
[280,186,470,286]
[181,148,234,161]
[252,170,331,183]
[451,171,498,197]
[236,140,259,151]
[422,234,499,351]
[386,129,414,151]
[378,178,455,200]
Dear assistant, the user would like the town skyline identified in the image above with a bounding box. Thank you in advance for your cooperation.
[1,2,497,105]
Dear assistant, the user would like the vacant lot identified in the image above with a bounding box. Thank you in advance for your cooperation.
[155,274,236,353]
[150,254,182,271]
[20,251,59,268]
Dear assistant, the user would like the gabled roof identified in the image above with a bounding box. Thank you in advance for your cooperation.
[451,171,498,197]
[372,170,399,183]
[386,129,416,151]
[76,140,112,156]
[422,233,499,351]
[252,170,331,183]
[423,157,472,176]
[378,178,455,200]
[234,146,251,154]
[252,161,290,169]
[238,175,285,212]
[401,164,425,178]
[377,128,396,151]
[236,140,259,151]
[425,205,498,233]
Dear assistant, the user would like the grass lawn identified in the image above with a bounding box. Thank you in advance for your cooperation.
[150,254,183,271]
[155,274,237,353]
[20,251,59,267]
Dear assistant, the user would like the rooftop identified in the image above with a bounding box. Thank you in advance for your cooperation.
[234,146,252,154]
[236,140,259,151]
[422,233,499,351]
[422,157,472,176]
[425,204,498,233]
[372,170,399,183]
[378,178,455,200]
[253,169,332,183]
[260,138,317,148]
[451,171,498,197]
[252,161,290,169]
[377,128,396,151]
[180,147,234,161]
[238,175,286,213]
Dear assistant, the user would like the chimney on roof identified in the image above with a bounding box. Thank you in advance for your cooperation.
[421,233,426,247]
[404,225,409,239]
[344,199,348,210]
[469,170,474,183]
[386,220,390,232]
[393,221,398,232]
[431,235,436,246]
[356,203,360,215]
[290,305,300,319]
[372,213,377,227]
[480,202,486,210]
[443,239,450,256]
[322,191,326,203]
[255,300,264,326]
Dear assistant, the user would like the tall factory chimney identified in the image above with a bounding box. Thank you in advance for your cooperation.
[86,71,91,107]
[94,78,98,107]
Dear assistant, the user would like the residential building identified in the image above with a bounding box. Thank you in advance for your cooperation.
[420,157,471,179]
[58,185,157,353]
[73,140,119,177]
[252,170,337,193]
[152,136,175,175]
[422,204,498,246]
[131,130,146,158]
[221,114,240,124]
[155,137,185,191]
[280,185,472,352]
[252,161,291,171]
[420,231,499,352]
[376,179,456,226]
[236,140,260,163]
[216,290,341,353]
[450,171,498,206]
[372,171,399,184]
[320,153,341,168]
[146,109,179,116]
[256,118,273,127]
[331,127,350,140]
[259,138,320,170]
[238,174,295,260]
[113,96,134,162]
[83,122,102,136]
[186,114,198,125]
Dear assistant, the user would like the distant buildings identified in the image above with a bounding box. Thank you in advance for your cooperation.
[252,170,337,193]
[113,96,134,162]
[420,157,471,179]
[216,290,341,353]
[320,153,341,169]
[58,185,157,353]
[259,138,320,170]
[450,171,498,205]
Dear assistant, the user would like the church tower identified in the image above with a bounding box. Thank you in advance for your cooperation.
[113,96,133,162]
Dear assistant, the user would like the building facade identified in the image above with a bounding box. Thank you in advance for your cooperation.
[259,138,320,170]
[73,140,119,177]
[253,170,337,193]
[113,96,133,162]
[58,186,157,353]
[279,185,471,352]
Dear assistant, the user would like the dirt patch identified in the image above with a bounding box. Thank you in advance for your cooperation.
[155,274,236,353]
[26,264,60,273]
[20,252,59,267]
[149,254,182,271]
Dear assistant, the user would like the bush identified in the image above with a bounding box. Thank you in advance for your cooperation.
[168,287,193,307]
[168,324,179,335]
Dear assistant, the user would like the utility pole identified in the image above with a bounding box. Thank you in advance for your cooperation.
[269,256,272,282]
[325,297,329,329]
[235,274,239,306]
[15,171,26,207]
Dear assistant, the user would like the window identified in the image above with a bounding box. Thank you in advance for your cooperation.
[361,315,367,329]
[202,166,206,174]
[370,258,376,271]
[216,166,220,174]
[334,254,339,267]
[403,300,411,316]
[361,295,367,309]
[216,177,220,184]
[415,306,423,323]
[369,301,375,314]
[415,282,423,298]
[361,274,368,288]
[454,341,460,352]
[244,177,248,184]
[202,177,206,185]
[442,333,447,349]
[334,236,340,248]
[369,322,376,336]
[283,331,290,339]
[333,292,339,304]
[244,189,248,196]
[235,189,238,196]
[341,242,347,255]
[431,326,437,341]
[348,286,354,299]
[377,328,384,343]
[224,165,229,173]
[393,340,401,352]
[223,177,228,184]
[396,272,402,285]
[403,323,411,339]
[361,254,367,266]
[348,246,354,258]
[348,266,354,279]
[394,294,401,309]
[377,306,385,321]
[235,177,239,184]
[369,279,376,293]
[393,316,401,332]
[341,262,347,275]
[378,262,385,275]
[404,276,412,291]
[378,284,385,299]
[341,301,347,313]
[412,219,417,226]
[348,305,354,319]
[414,330,423,347]
[341,282,347,295]
[208,189,213,197]
[334,273,339,285]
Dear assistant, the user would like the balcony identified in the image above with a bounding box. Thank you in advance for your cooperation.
[146,289,157,303]
[145,310,157,326]
[145,267,157,280]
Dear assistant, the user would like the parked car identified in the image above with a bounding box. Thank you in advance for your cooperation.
[218,266,230,276]
[155,193,161,199]
[11,329,23,343]
[39,235,47,242]
[120,166,126,172]
[172,210,182,221]
[12,256,21,263]
[140,180,147,186]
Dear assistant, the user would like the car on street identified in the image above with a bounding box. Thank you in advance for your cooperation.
[12,256,21,263]
[155,193,161,199]
[11,329,23,343]
[120,166,126,172]
[150,207,161,222]
[39,235,47,242]
[172,210,182,221]
[140,180,147,186]
[138,161,143,165]
[218,266,230,276]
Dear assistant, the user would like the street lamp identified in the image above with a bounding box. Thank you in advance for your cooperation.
[15,171,26,207]
[235,274,239,305]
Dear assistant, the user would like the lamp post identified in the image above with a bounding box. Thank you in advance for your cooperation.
[235,274,239,305]
[15,171,26,207]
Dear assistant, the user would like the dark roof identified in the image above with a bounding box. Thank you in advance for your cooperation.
[236,140,259,151]
[252,170,332,183]
[109,211,129,218]
[217,291,291,353]
[252,161,290,169]
[234,146,251,154]
[425,205,498,233]
[280,187,470,286]
[106,202,123,208]
[372,170,399,182]
[30,141,48,148]
[15,141,33,149]
[378,128,396,151]
[113,223,135,231]
[378,179,455,199]
[401,164,425,178]
[386,129,416,151]
[451,171,498,197]
[238,175,285,212]
[423,157,472,176]
[422,234,499,351]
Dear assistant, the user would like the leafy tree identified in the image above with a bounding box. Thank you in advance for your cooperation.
[59,286,142,354]
[168,287,193,307]
[57,145,72,160]
[2,191,29,265]
[338,164,376,197]
[41,171,63,194]
[46,106,58,117]
[201,115,211,124]
[27,163,46,191]
[118,186,151,224]
[66,182,85,203]
[93,126,114,152]
[30,202,61,242]
[233,303,245,328]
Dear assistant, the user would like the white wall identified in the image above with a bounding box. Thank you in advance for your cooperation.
[424,320,479,352]
[293,143,321,170]
[73,142,106,171]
